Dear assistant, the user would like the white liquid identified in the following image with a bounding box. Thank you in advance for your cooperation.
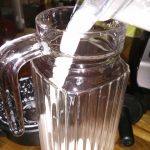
[50,5,98,89]
[60,5,97,55]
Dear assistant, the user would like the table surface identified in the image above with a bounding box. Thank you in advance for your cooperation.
[0,111,149,150]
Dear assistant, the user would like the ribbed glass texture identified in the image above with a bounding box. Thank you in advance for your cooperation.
[32,58,129,150]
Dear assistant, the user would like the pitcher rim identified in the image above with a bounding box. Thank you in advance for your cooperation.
[35,6,126,35]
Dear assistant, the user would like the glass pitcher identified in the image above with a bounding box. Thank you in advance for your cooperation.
[0,6,129,150]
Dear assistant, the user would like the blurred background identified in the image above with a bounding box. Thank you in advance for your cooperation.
[0,0,77,45]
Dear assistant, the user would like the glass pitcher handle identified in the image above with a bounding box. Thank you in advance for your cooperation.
[0,34,49,136]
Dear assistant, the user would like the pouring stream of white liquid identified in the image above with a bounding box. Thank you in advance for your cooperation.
[53,4,98,87]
